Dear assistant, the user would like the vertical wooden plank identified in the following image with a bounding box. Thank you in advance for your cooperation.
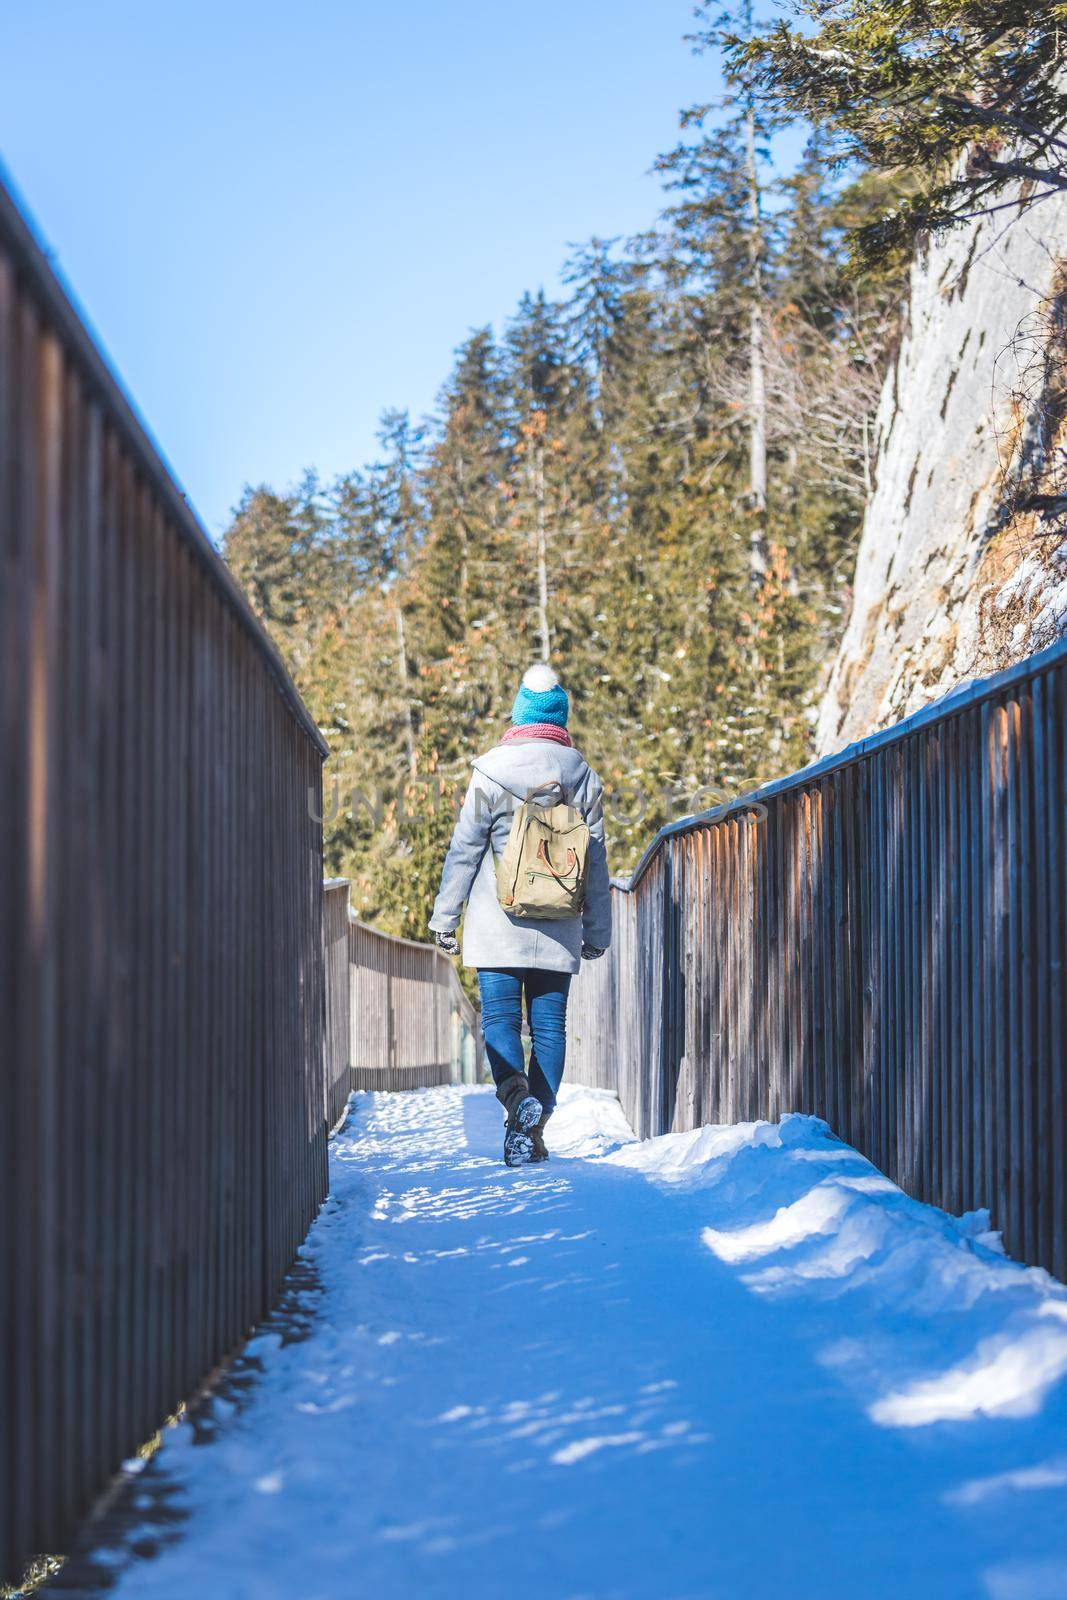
[903,737,919,1199]
[917,732,934,1208]
[1030,673,1052,1273]
[782,794,796,1119]
[707,824,724,1124]
[175,538,194,1397]
[969,704,987,1225]
[802,792,817,1116]
[219,619,235,1346]
[945,722,960,1213]
[895,742,909,1193]
[1047,665,1066,1280]
[890,745,906,1188]
[51,348,74,1539]
[695,828,709,1127]
[764,802,781,1122]
[96,422,123,1499]
[961,709,978,1219]
[781,796,795,1116]
[121,470,147,1451]
[736,815,749,1124]
[139,494,162,1436]
[751,812,767,1124]
[1004,697,1021,1255]
[10,290,40,1553]
[1012,694,1034,1264]
[932,727,949,1212]
[62,362,92,1528]
[977,702,994,1221]
[992,704,1011,1243]
[829,773,845,1142]
[0,249,18,1584]
[900,740,915,1192]
[248,645,265,1324]
[884,748,899,1182]
[30,321,63,1552]
[747,812,762,1124]
[661,846,676,1133]
[187,562,208,1386]
[871,758,886,1170]
[852,761,872,1157]
[958,707,975,1219]
[724,821,738,1126]
[818,785,833,1129]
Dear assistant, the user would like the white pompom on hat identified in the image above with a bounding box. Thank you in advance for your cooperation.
[521,663,560,693]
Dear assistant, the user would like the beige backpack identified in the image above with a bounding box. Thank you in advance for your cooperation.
[494,796,590,920]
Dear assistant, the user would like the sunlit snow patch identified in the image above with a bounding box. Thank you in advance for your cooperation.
[870,1303,1067,1426]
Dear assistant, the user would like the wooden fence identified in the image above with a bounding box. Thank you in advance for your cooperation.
[0,176,331,1582]
[323,880,485,1102]
[569,637,1067,1283]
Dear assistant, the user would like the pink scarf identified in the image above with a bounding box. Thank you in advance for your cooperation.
[500,722,573,748]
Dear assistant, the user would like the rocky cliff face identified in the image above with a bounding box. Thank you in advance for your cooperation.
[815,190,1067,756]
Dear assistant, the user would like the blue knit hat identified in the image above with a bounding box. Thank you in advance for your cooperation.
[511,663,569,727]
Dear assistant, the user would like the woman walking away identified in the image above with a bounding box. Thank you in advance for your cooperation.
[429,664,611,1166]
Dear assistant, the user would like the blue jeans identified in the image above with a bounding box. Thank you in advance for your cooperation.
[477,967,572,1116]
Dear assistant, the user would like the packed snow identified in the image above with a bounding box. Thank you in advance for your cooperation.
[72,1084,1067,1600]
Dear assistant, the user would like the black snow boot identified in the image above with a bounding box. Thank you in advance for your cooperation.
[528,1112,551,1162]
[496,1072,542,1167]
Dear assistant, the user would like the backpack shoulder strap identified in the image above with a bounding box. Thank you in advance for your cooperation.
[471,762,567,808]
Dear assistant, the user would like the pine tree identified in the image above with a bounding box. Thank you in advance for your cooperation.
[224,475,326,645]
[742,0,1067,267]
[220,5,910,903]
[413,328,518,760]
[502,291,598,664]
[770,143,901,664]
[334,411,427,779]
[656,0,791,607]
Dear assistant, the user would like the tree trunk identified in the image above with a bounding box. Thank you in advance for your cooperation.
[745,95,768,592]
[534,441,551,661]
[455,451,470,627]
[394,602,416,776]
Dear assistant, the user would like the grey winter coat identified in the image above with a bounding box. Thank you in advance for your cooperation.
[428,735,612,973]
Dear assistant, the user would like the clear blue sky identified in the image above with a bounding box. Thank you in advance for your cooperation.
[3,2,734,537]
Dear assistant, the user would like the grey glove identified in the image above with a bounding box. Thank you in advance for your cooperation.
[581,942,606,961]
[433,929,459,956]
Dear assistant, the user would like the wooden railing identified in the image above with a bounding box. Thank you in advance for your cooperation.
[323,880,484,1111]
[0,176,330,1581]
[570,637,1067,1282]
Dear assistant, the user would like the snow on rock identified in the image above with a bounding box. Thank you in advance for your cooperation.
[817,190,1067,755]
[85,1084,1067,1600]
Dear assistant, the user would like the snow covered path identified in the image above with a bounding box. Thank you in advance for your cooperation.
[90,1085,1067,1600]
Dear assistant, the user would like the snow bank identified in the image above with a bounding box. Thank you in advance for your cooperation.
[580,1099,1067,1429]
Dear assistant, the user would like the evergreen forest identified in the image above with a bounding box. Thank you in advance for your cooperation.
[223,1,1067,935]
